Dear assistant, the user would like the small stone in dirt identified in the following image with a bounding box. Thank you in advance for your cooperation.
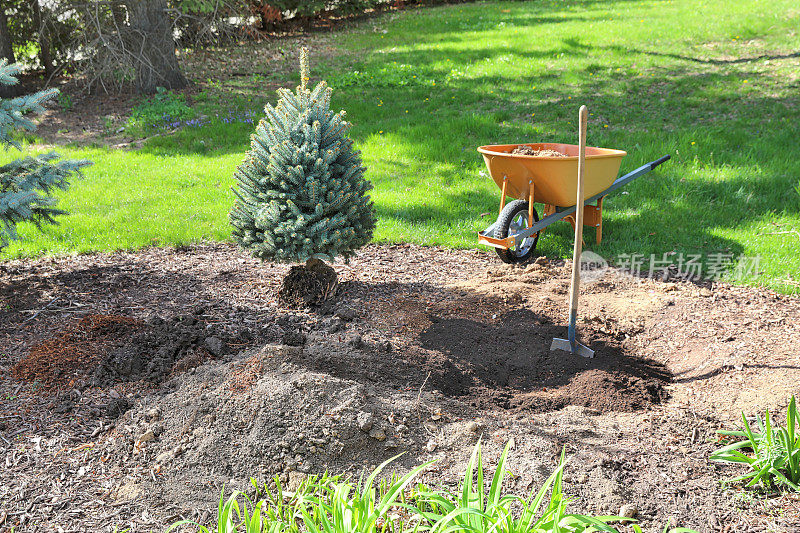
[324,318,344,333]
[357,411,375,432]
[396,424,408,434]
[700,288,713,297]
[282,330,306,346]
[262,323,285,341]
[334,306,358,322]
[426,438,437,452]
[205,336,224,356]
[137,429,156,444]
[465,421,480,433]
[105,397,131,418]
[346,333,363,348]
[155,450,173,464]
[369,428,386,441]
[147,407,162,421]
[381,341,393,353]
[287,471,306,490]
[619,503,638,518]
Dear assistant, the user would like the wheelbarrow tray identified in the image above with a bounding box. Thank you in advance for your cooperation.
[477,143,627,207]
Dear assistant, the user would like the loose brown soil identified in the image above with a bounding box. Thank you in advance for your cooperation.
[1,243,799,532]
[510,146,568,157]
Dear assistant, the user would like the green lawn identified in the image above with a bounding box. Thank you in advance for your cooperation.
[3,0,799,293]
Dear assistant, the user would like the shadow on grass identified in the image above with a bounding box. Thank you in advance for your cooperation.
[125,0,798,281]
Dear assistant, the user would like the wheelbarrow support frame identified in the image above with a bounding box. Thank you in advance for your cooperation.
[478,155,670,250]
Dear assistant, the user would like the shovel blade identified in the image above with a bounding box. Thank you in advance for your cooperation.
[550,337,595,358]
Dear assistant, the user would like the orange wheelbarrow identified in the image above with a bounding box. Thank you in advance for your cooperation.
[476,142,670,263]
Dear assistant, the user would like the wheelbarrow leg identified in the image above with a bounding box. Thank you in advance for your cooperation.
[595,196,604,244]
[558,198,604,245]
[499,176,508,216]
[528,180,535,226]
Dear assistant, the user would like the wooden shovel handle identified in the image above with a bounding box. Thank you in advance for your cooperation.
[568,106,589,315]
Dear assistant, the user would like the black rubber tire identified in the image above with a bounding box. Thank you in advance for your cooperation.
[494,199,540,264]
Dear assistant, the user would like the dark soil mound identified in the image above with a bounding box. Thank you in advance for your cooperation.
[278,259,338,308]
[91,314,232,387]
[11,314,142,390]
[417,309,670,412]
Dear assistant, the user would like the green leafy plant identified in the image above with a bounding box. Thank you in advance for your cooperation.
[129,86,196,131]
[57,92,73,112]
[417,441,624,533]
[711,396,800,491]
[166,455,429,533]
[296,454,430,533]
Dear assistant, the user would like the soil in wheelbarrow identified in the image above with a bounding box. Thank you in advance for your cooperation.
[511,145,568,157]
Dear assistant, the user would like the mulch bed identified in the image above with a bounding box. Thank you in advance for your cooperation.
[1,242,799,532]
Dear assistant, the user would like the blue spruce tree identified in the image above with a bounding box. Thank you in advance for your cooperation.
[1,60,91,250]
[230,50,375,306]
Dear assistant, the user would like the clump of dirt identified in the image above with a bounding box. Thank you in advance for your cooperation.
[90,313,232,387]
[278,258,338,308]
[11,314,142,390]
[511,146,567,157]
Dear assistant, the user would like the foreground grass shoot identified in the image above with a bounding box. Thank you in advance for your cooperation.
[417,442,623,533]
[296,454,431,533]
[165,442,700,533]
[711,395,800,491]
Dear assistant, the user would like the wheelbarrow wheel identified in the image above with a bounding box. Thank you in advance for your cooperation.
[494,200,540,264]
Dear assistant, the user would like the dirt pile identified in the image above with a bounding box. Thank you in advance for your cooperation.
[417,309,669,412]
[9,244,800,531]
[105,341,434,507]
[12,311,253,391]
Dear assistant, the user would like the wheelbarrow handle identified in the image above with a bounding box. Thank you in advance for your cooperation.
[650,154,671,169]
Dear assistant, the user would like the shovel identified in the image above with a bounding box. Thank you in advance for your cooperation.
[551,105,594,358]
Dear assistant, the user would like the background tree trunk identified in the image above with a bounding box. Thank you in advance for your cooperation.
[0,7,20,98]
[122,0,187,94]
[0,7,15,65]
[31,0,54,77]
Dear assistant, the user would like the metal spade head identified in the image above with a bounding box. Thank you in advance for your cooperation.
[550,336,595,358]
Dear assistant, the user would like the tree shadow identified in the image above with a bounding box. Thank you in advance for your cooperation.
[416,307,671,411]
[673,363,800,384]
